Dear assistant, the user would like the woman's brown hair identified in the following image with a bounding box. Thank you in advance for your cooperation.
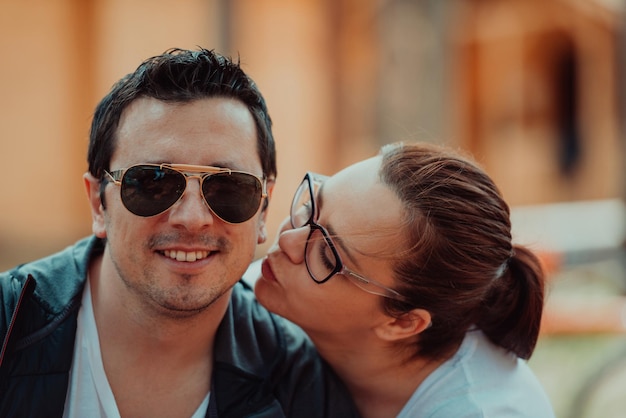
[379,142,545,360]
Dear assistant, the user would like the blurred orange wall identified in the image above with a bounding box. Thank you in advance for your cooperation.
[0,0,339,269]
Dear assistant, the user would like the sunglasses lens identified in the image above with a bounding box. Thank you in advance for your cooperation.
[120,166,185,217]
[202,172,262,223]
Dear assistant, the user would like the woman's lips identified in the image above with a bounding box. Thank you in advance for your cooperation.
[261,257,278,283]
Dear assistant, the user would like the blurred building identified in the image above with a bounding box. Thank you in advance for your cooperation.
[451,0,624,205]
[0,0,624,269]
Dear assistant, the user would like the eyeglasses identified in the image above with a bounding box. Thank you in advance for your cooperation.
[105,163,267,224]
[291,172,406,301]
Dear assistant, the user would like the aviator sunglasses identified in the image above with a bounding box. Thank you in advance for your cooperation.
[105,163,267,224]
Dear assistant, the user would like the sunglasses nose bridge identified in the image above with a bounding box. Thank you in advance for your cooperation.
[180,172,205,192]
[164,172,218,225]
[176,172,211,208]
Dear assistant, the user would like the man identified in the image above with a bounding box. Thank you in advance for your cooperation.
[0,48,358,418]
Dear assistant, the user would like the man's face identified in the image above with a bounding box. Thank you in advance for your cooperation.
[87,97,270,318]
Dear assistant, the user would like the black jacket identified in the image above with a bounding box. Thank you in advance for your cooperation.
[0,237,359,417]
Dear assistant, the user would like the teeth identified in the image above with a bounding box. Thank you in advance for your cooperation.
[164,250,209,262]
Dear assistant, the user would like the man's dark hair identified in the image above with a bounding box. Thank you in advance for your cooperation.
[87,47,276,183]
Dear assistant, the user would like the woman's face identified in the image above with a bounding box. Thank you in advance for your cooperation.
[254,156,406,339]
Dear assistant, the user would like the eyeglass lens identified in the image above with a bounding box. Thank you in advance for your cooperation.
[290,178,315,228]
[290,178,338,283]
[304,227,340,283]
[119,165,262,223]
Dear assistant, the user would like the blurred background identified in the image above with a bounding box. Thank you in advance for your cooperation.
[1,0,625,416]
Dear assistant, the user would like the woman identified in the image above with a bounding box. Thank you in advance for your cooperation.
[254,142,555,417]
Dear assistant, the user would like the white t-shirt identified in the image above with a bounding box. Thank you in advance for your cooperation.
[397,330,555,418]
[63,278,210,418]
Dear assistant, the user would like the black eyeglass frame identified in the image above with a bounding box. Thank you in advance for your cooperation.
[291,172,407,301]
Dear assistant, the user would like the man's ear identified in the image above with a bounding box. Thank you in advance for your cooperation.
[374,309,432,342]
[84,172,107,239]
[257,179,275,244]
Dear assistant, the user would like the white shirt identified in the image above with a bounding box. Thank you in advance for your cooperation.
[63,278,210,418]
[396,330,555,418]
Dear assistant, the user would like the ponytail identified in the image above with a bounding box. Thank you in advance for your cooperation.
[379,142,547,361]
[476,245,545,359]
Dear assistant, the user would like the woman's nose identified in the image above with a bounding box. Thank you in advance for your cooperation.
[276,222,309,265]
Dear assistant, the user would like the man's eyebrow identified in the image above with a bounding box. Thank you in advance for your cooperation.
[207,161,241,170]
[318,184,363,269]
